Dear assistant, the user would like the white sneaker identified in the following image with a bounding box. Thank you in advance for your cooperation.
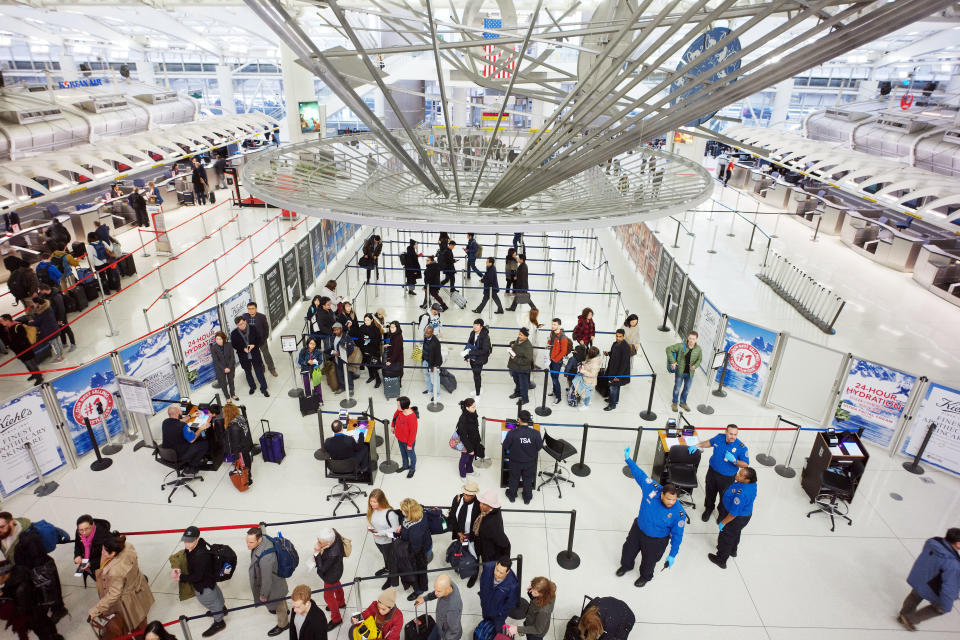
[474,392,481,402]
[578,404,588,411]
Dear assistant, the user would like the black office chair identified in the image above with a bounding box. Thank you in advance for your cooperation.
[536,432,577,497]
[155,447,202,503]
[325,457,368,515]
[807,460,864,531]
[665,445,701,523]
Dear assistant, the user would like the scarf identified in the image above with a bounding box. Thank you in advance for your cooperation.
[81,524,97,560]
[472,510,487,537]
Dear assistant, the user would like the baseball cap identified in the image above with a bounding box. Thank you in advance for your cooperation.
[519,327,530,336]
[332,322,344,329]
[431,303,443,311]
[181,526,200,542]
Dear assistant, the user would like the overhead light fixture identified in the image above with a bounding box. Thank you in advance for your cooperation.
[941,62,952,72]
[0,36,11,48]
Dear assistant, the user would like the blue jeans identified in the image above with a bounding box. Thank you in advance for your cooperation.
[399,441,416,471]
[424,365,436,395]
[672,373,692,403]
[510,370,530,401]
[608,382,621,407]
[512,233,522,250]
[550,360,563,398]
[466,256,483,278]
[573,375,593,406]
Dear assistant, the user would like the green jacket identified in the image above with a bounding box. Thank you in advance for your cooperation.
[507,339,534,371]
[169,549,195,601]
[666,342,701,374]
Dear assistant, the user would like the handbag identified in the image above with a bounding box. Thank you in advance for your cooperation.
[351,616,382,640]
[411,343,423,363]
[449,433,463,451]
[311,366,323,387]
[229,458,250,492]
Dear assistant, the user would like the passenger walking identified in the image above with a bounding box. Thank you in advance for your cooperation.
[402,240,422,295]
[455,398,482,478]
[504,248,518,295]
[88,533,155,636]
[438,240,458,292]
[246,527,290,636]
[171,526,227,637]
[897,528,960,631]
[465,233,484,279]
[421,256,448,311]
[473,257,504,314]
[505,254,536,311]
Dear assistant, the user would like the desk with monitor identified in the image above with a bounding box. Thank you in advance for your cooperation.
[801,430,869,503]
[652,427,700,483]
[499,420,542,488]
[338,414,379,485]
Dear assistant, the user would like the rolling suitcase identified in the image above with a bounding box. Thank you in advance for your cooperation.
[299,393,319,416]
[439,368,457,393]
[383,376,401,399]
[118,253,136,277]
[450,290,467,309]
[595,368,610,398]
[258,419,285,464]
[404,600,435,640]
[71,242,87,259]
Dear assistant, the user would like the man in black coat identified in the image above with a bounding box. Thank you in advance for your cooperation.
[323,420,369,472]
[505,254,536,311]
[438,240,457,292]
[242,302,277,377]
[422,325,443,398]
[173,527,227,637]
[37,284,75,352]
[421,256,447,311]
[472,258,504,314]
[0,560,63,640]
[0,315,42,384]
[603,329,632,411]
[465,320,492,397]
[231,316,268,396]
[472,491,511,588]
[290,584,329,639]
[191,160,209,205]
[313,529,345,631]
[129,189,149,227]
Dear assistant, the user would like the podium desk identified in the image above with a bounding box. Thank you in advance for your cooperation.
[652,430,700,484]
[499,422,542,488]
[342,417,379,485]
[800,432,868,502]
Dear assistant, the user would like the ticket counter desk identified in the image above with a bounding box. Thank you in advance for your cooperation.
[341,416,378,485]
[499,421,541,488]
[840,211,929,272]
[651,428,700,484]
[912,242,960,308]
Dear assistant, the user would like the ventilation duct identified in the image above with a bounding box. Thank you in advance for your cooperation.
[824,108,872,122]
[76,96,130,113]
[136,91,179,105]
[874,114,934,134]
[0,106,64,124]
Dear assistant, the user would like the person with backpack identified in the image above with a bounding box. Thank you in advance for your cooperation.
[172,526,227,637]
[0,513,68,623]
[34,253,63,288]
[313,528,347,631]
[24,296,62,362]
[402,239,422,295]
[6,256,38,307]
[37,284,76,353]
[0,560,63,640]
[246,526,290,637]
[465,232,483,280]
[546,319,572,405]
[49,247,78,283]
[86,231,120,293]
[0,315,43,384]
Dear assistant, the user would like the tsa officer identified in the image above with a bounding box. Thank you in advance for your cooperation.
[689,424,749,522]
[708,466,757,569]
[617,447,686,587]
[502,410,543,504]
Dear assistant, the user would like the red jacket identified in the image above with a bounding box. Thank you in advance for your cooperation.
[361,602,404,640]
[547,330,572,363]
[392,410,418,445]
[572,316,595,343]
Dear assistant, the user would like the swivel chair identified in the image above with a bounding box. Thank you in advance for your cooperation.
[665,445,701,523]
[155,447,202,503]
[806,460,864,532]
[536,432,577,497]
[325,457,368,515]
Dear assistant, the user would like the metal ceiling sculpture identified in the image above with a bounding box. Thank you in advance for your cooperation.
[242,0,954,228]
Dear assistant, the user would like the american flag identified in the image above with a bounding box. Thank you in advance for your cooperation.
[482,17,515,79]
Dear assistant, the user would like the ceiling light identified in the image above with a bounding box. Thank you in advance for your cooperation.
[941,63,952,72]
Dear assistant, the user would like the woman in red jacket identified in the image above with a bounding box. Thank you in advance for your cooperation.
[351,588,403,640]
[392,396,418,478]
[572,308,596,347]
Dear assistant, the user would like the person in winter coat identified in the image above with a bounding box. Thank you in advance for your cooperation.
[479,558,519,631]
[45,219,71,249]
[336,301,361,341]
[211,331,239,401]
[438,239,457,292]
[0,315,43,384]
[73,515,112,586]
[422,325,443,399]
[448,480,481,549]
[472,492,511,587]
[37,284,76,352]
[191,160,209,206]
[505,254,536,311]
[313,528,346,631]
[232,317,268,397]
[290,584,328,640]
[392,396,419,478]
[898,528,960,630]
[505,577,556,640]
[25,297,62,362]
[247,526,290,636]
[603,329,632,411]
[0,560,63,640]
[395,499,430,600]
[0,514,66,621]
[473,257,504,314]
[384,322,405,383]
[298,337,324,399]
[359,314,383,388]
[351,589,403,640]
[129,189,149,227]
[576,597,635,640]
[622,314,641,357]
[572,308,596,347]
[402,240,422,295]
[573,347,602,409]
[172,526,227,637]
[546,320,572,404]
[6,257,38,306]
[455,399,482,478]
[223,402,254,484]
[465,233,483,279]
[666,331,701,412]
[465,319,491,397]
[360,235,383,283]
[507,328,534,405]
[305,295,323,331]
[504,249,518,295]
[421,256,447,311]
[308,297,337,352]
[88,533,155,635]
[415,574,462,640]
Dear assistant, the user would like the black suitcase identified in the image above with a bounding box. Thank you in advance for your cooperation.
[299,393,319,416]
[69,286,88,312]
[83,279,100,300]
[118,254,136,277]
[439,368,457,393]
[403,601,435,640]
[595,368,610,398]
[70,242,87,259]
[209,190,216,204]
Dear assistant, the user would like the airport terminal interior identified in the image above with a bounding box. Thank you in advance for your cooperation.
[1,0,959,638]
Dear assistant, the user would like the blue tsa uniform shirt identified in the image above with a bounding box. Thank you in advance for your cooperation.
[708,434,749,476]
[722,482,757,518]
[625,457,686,555]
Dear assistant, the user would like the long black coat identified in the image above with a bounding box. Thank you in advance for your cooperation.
[424,262,441,286]
[231,326,265,370]
[481,264,499,291]
[403,246,422,280]
[467,327,491,366]
[474,508,510,563]
[606,340,631,385]
[513,262,529,291]
[314,534,345,584]
[448,493,481,540]
[455,411,481,453]
[73,518,112,572]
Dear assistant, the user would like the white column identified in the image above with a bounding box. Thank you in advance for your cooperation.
[216,63,236,115]
[280,42,320,143]
[138,53,156,86]
[530,98,545,130]
[59,54,79,82]
[770,79,793,128]
[452,87,468,128]
[856,66,876,101]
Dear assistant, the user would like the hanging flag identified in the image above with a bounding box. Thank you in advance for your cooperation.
[482,17,516,79]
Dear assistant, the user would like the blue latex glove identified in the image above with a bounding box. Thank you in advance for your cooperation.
[724,451,737,463]
[688,445,699,455]
[718,522,725,531]
[624,447,631,460]
[665,555,676,568]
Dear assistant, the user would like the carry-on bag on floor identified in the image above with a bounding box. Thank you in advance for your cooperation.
[473,620,497,640]
[299,393,319,416]
[323,359,340,392]
[595,368,610,398]
[404,600,436,640]
[118,253,137,277]
[258,419,285,464]
[450,290,468,309]
[439,368,457,393]
[229,458,250,492]
[383,376,401,399]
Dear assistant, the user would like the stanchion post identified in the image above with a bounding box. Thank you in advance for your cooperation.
[555,509,581,569]
[639,374,657,421]
[368,396,383,448]
[746,223,757,252]
[774,423,801,478]
[696,366,715,415]
[622,427,643,477]
[340,359,357,409]
[756,415,779,466]
[727,209,737,237]
[179,615,195,640]
[84,417,113,471]
[671,218,681,248]
[313,410,329,461]
[687,233,695,266]
[137,228,151,257]
[811,216,822,242]
[708,226,719,254]
[87,255,119,337]
[902,422,936,475]
[24,442,58,496]
[534,367,552,417]
[712,352,729,398]
[100,410,123,456]
[379,417,400,473]
[657,294,671,332]
[570,424,591,477]
[289,352,304,398]
[427,367,444,412]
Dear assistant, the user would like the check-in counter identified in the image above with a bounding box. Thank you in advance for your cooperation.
[840,211,928,272]
[728,163,752,189]
[912,242,960,308]
[761,180,792,210]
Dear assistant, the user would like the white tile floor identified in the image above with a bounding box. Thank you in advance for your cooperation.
[1,180,959,639]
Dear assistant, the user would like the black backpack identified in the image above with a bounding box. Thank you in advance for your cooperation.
[209,543,237,582]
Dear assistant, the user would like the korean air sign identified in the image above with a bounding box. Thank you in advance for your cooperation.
[58,78,103,89]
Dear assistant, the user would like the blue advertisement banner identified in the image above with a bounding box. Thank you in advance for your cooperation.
[832,358,917,447]
[177,308,220,390]
[310,224,325,280]
[715,317,777,399]
[120,332,179,413]
[51,358,124,457]
[323,218,337,265]
[0,390,66,497]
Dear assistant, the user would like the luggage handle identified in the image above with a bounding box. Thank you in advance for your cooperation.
[261,419,270,433]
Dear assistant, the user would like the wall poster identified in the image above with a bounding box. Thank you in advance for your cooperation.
[694,296,722,375]
[0,390,65,497]
[900,382,960,475]
[51,358,124,457]
[310,223,326,280]
[715,316,777,399]
[831,358,917,447]
[119,332,179,413]
[176,307,221,390]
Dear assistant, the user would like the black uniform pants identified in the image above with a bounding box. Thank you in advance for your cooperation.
[475,287,503,312]
[704,467,736,516]
[619,521,669,583]
[716,514,750,562]
[375,542,399,587]
[507,459,536,501]
[470,361,483,395]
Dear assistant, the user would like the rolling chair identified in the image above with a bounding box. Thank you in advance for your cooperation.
[536,432,577,497]
[325,457,368,515]
[807,460,864,532]
[665,445,701,523]
[155,447,202,503]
